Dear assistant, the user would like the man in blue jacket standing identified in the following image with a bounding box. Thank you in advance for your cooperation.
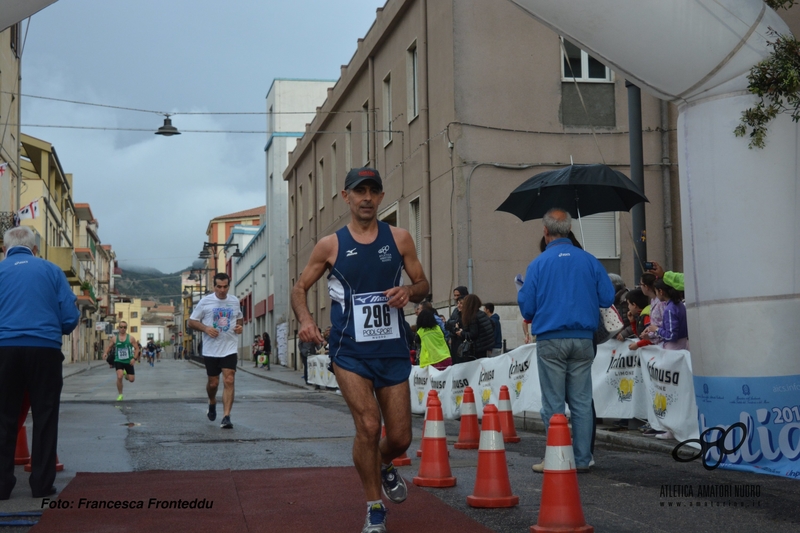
[518,208,613,473]
[0,226,80,499]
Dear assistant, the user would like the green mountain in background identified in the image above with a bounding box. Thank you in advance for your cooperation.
[115,266,184,305]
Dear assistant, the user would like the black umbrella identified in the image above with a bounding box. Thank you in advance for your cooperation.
[496,164,648,221]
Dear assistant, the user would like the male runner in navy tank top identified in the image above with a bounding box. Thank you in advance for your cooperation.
[291,168,429,533]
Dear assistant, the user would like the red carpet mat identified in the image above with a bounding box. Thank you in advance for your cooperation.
[32,467,495,533]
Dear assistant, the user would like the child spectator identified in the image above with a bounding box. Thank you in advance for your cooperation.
[639,273,665,345]
[625,288,652,351]
[416,309,452,370]
[644,279,688,351]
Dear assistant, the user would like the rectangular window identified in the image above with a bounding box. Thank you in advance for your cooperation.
[317,159,324,210]
[132,326,138,333]
[379,203,398,227]
[383,73,393,146]
[561,38,612,82]
[308,173,314,221]
[131,312,138,318]
[10,23,19,57]
[330,142,338,197]
[289,194,295,237]
[407,43,419,121]
[268,105,274,133]
[345,123,352,172]
[298,185,304,229]
[362,101,370,166]
[409,197,421,258]
[576,212,619,259]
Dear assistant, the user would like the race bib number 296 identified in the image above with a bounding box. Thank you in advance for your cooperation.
[352,291,400,342]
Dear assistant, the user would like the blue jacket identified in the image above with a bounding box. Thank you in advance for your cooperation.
[0,246,80,349]
[517,238,614,341]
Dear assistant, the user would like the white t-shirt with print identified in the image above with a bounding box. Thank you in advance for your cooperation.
[190,293,242,358]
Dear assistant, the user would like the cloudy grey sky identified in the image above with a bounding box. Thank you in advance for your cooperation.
[19,0,385,273]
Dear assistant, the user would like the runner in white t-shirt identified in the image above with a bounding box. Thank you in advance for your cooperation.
[188,272,243,429]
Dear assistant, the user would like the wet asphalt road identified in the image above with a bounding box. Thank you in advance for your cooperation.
[2,359,798,532]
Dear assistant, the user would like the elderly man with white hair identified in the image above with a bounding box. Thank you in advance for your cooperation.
[0,226,80,499]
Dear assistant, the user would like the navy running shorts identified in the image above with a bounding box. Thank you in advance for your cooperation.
[204,353,238,376]
[332,354,411,389]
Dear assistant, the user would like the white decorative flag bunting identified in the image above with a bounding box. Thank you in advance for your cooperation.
[18,200,40,220]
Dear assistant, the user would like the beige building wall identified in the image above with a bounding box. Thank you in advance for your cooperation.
[115,299,143,340]
[0,24,22,236]
[203,206,264,274]
[19,134,78,269]
[17,134,83,360]
[285,0,681,350]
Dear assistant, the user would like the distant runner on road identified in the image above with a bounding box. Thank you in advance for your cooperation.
[104,321,140,402]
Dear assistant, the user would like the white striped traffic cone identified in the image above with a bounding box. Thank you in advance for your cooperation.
[454,386,480,450]
[412,391,456,487]
[466,404,518,508]
[498,385,521,443]
[530,414,593,533]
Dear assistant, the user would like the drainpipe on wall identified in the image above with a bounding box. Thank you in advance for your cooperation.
[369,57,376,168]
[292,168,299,371]
[660,100,673,271]
[626,80,646,284]
[420,0,432,286]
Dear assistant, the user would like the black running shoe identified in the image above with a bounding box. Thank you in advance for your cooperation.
[207,403,217,421]
[220,415,233,429]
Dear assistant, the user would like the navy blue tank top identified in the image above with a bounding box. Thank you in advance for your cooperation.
[327,221,409,359]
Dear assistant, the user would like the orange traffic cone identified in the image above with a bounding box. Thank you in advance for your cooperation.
[14,425,30,465]
[24,455,64,473]
[498,385,521,443]
[412,392,456,487]
[454,386,480,450]
[417,389,438,457]
[382,425,411,466]
[530,414,593,533]
[467,404,519,508]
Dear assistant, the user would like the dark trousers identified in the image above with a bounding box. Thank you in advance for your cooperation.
[0,347,63,499]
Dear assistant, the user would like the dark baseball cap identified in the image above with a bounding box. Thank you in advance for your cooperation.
[344,167,383,191]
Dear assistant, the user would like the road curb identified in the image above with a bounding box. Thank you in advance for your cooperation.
[63,360,108,380]
[185,359,313,392]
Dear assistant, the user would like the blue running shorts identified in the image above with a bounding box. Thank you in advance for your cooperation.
[332,354,411,389]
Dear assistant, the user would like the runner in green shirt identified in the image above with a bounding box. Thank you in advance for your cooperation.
[103,321,141,401]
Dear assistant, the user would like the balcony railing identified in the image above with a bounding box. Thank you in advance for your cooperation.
[0,212,15,236]
[48,247,81,286]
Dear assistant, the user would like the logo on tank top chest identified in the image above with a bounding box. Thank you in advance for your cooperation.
[346,248,358,257]
[378,245,392,263]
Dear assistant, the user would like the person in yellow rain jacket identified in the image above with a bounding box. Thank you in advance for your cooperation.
[416,308,452,370]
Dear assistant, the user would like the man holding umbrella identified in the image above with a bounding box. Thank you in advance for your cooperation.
[517,207,614,473]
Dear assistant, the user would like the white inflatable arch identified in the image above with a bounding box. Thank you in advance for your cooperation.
[511,0,800,476]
